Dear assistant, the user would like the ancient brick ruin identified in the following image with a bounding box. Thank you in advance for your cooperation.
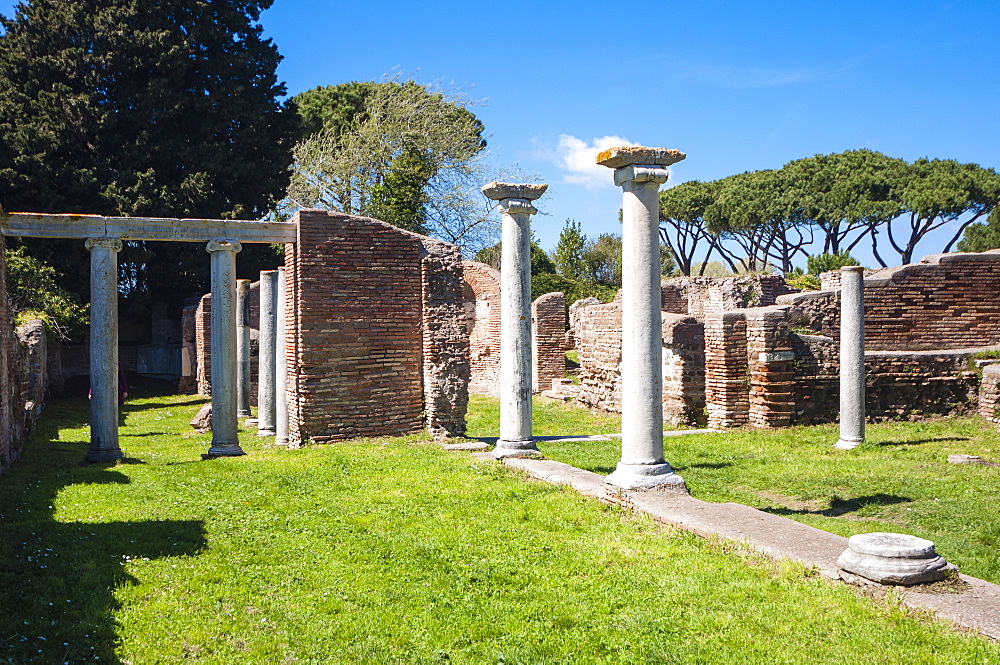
[460,260,569,397]
[0,236,53,475]
[572,252,1000,428]
[187,210,470,444]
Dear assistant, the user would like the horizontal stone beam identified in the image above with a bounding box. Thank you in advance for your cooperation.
[0,212,297,243]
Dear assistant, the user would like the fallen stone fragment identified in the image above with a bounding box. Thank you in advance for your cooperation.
[190,403,212,433]
[837,532,957,585]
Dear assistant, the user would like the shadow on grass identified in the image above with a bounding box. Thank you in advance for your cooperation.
[875,436,970,447]
[1,407,206,664]
[676,461,734,471]
[762,493,913,518]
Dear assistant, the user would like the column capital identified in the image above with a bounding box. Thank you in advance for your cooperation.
[206,239,242,254]
[85,237,122,252]
[498,198,538,216]
[481,181,548,202]
[613,165,671,187]
[596,146,686,187]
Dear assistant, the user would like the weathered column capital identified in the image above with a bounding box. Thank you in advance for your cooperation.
[596,146,686,188]
[498,198,538,216]
[85,237,123,252]
[481,181,548,217]
[206,239,242,254]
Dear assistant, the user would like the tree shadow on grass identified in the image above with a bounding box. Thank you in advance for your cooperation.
[762,493,913,518]
[875,437,969,447]
[0,425,206,663]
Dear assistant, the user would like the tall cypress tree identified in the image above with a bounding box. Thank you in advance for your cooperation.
[0,0,298,315]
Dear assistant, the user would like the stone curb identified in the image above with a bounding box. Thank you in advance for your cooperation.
[464,452,1000,641]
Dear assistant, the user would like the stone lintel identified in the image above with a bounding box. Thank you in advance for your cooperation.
[480,182,548,202]
[1,212,297,244]
[596,146,686,169]
[613,165,671,187]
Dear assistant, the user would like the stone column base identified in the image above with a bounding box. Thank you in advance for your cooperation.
[203,443,246,459]
[257,428,276,437]
[606,462,686,491]
[834,438,863,450]
[493,439,542,459]
[83,449,124,464]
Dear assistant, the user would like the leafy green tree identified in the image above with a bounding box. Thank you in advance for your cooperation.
[287,79,498,253]
[0,0,298,312]
[957,207,1000,252]
[659,180,730,276]
[783,150,904,256]
[5,247,88,341]
[553,219,588,282]
[583,234,623,287]
[705,169,809,273]
[660,243,678,278]
[473,241,556,276]
[889,158,1000,265]
[807,251,861,274]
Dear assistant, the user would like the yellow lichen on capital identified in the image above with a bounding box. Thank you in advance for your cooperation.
[596,145,687,169]
[595,147,621,164]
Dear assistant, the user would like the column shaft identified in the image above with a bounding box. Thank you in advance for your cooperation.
[256,270,278,435]
[236,279,251,418]
[596,149,686,491]
[499,206,534,448]
[85,238,123,463]
[836,266,866,449]
[275,267,289,446]
[206,240,245,457]
[619,180,665,465]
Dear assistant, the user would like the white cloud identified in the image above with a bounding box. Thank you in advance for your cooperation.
[555,134,637,189]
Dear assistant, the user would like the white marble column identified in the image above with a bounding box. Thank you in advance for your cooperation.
[598,146,687,490]
[835,265,866,449]
[236,279,251,419]
[274,267,289,446]
[481,182,548,459]
[85,237,123,463]
[257,270,278,436]
[205,240,245,457]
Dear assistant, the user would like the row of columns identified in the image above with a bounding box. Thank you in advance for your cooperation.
[85,238,293,463]
[483,146,688,490]
[486,150,867,480]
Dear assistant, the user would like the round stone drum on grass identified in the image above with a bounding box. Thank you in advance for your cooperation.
[837,532,957,585]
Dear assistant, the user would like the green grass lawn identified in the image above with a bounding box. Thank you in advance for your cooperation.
[1,392,999,663]
[532,408,1000,586]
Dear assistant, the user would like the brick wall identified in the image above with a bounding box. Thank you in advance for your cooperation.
[664,274,790,319]
[462,261,501,396]
[575,301,705,426]
[178,304,198,394]
[789,333,839,425]
[781,251,1000,350]
[979,364,1000,423]
[532,292,566,393]
[195,293,211,396]
[0,234,17,476]
[284,209,467,444]
[420,238,469,438]
[704,311,749,429]
[662,313,706,426]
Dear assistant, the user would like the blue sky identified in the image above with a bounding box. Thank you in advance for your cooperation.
[3,0,998,268]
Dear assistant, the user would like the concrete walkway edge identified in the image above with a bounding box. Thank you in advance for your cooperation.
[469,452,1000,641]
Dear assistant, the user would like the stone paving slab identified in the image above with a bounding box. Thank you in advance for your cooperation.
[490,455,1000,640]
